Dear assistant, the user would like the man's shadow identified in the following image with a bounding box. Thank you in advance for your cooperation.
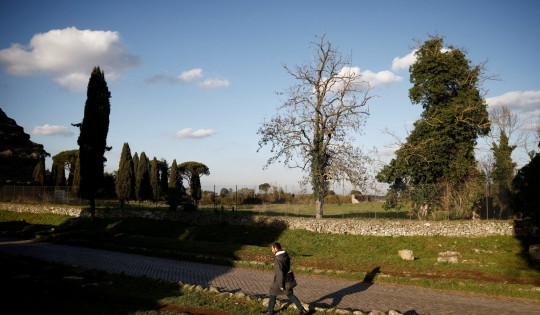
[309,267,380,310]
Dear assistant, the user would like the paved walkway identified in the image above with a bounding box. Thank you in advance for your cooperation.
[1,238,539,315]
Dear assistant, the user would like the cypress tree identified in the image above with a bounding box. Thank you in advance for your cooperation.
[167,159,182,211]
[159,159,169,195]
[72,155,80,195]
[72,66,111,220]
[150,157,160,203]
[133,152,139,176]
[115,143,135,208]
[135,152,152,202]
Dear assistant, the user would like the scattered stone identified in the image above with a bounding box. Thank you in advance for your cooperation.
[209,286,220,293]
[234,291,246,298]
[529,244,540,262]
[437,251,462,263]
[335,308,351,314]
[369,310,386,315]
[388,310,402,315]
[398,249,414,261]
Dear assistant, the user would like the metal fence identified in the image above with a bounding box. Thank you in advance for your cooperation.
[0,185,84,205]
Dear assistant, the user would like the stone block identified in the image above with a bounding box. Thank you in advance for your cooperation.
[398,249,414,260]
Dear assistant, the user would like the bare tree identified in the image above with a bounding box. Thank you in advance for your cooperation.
[257,35,373,218]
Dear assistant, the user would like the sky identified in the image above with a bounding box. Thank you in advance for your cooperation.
[1,1,539,194]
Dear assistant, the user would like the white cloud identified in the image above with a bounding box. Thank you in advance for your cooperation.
[391,50,417,72]
[175,128,216,139]
[0,27,140,92]
[337,67,402,91]
[31,124,74,136]
[487,90,540,127]
[179,68,203,82]
[197,78,230,90]
[359,69,402,87]
[147,68,229,90]
[486,90,540,111]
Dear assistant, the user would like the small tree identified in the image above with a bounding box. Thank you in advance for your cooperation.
[72,67,111,220]
[258,35,373,218]
[259,183,271,194]
[115,143,135,208]
[178,161,210,208]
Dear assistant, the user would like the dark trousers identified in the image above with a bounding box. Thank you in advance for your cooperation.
[268,294,304,312]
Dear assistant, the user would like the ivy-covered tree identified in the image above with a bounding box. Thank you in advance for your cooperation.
[32,159,45,185]
[72,66,111,220]
[115,142,135,208]
[377,36,490,219]
[178,161,209,208]
[32,143,49,185]
[491,129,517,218]
[257,35,373,218]
[135,152,152,202]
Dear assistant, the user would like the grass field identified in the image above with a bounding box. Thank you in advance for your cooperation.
[1,208,539,302]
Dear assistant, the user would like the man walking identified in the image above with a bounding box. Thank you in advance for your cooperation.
[262,242,308,315]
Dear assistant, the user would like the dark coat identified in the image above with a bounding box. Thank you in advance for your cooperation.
[269,251,293,295]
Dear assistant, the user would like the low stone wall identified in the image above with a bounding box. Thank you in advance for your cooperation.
[1,202,533,237]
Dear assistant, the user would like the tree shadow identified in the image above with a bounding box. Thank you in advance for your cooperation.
[0,208,289,314]
[513,219,540,270]
[309,267,380,310]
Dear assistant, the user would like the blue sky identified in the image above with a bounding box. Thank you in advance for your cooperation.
[1,1,539,194]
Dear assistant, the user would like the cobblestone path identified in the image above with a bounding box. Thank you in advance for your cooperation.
[1,239,539,315]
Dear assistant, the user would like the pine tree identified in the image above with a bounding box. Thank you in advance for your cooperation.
[72,66,111,220]
[115,143,135,208]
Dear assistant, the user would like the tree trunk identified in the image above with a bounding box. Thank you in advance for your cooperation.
[315,199,324,219]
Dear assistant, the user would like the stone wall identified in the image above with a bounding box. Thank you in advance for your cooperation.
[1,202,533,237]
